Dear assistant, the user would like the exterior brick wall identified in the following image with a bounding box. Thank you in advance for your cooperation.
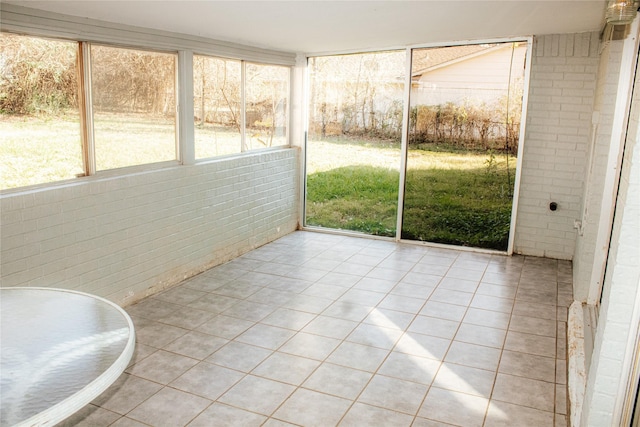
[581,34,640,426]
[572,39,625,302]
[0,149,299,305]
[514,32,600,259]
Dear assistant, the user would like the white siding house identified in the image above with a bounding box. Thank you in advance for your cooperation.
[411,43,528,107]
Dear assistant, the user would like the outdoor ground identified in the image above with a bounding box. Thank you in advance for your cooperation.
[0,113,284,189]
[306,137,516,250]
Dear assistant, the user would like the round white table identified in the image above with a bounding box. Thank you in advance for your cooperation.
[0,287,135,427]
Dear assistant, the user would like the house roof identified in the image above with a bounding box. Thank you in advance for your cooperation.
[411,44,496,77]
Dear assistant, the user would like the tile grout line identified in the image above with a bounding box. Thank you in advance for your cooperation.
[103,233,566,427]
[482,254,524,426]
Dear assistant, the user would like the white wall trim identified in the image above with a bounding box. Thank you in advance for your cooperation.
[395,47,414,241]
[294,53,308,229]
[507,37,534,255]
[569,301,587,427]
[612,18,640,421]
[617,276,640,425]
[177,50,195,165]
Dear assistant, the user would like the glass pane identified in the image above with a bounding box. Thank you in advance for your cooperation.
[245,63,289,150]
[90,45,176,171]
[0,33,83,190]
[306,51,405,237]
[194,55,242,158]
[402,42,527,250]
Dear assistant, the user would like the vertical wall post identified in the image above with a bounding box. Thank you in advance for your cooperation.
[177,50,194,165]
[78,42,96,176]
[395,48,413,242]
[292,53,308,229]
[507,37,534,255]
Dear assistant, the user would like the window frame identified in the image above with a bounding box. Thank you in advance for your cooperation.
[244,61,291,153]
[302,37,533,255]
[192,54,293,162]
[0,22,294,191]
[0,33,86,188]
[86,43,180,173]
[192,54,244,160]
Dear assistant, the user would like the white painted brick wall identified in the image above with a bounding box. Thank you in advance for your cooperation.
[582,38,640,426]
[0,149,299,305]
[514,32,600,259]
[572,40,625,301]
[580,34,640,426]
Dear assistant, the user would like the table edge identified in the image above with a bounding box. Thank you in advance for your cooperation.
[2,287,136,427]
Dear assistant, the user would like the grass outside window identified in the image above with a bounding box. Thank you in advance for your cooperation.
[305,137,515,250]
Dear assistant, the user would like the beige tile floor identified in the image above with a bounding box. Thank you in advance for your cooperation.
[59,231,572,427]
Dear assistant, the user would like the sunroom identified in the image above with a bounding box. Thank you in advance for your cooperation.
[1,1,639,426]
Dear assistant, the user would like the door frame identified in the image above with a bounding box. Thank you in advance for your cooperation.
[302,37,533,255]
[396,37,533,255]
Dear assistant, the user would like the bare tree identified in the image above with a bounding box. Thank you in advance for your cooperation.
[308,51,405,140]
[0,33,78,115]
[90,45,175,115]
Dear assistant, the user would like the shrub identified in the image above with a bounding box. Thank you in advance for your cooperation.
[0,34,78,115]
[409,102,520,154]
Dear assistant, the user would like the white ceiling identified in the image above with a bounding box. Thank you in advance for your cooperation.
[7,1,607,54]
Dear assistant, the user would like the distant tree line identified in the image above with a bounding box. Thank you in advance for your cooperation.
[0,34,78,114]
[91,45,175,116]
[193,56,289,148]
[310,98,521,154]
[409,99,521,154]
[311,99,404,140]
[1,33,286,145]
[1,34,176,116]
[308,51,523,154]
[309,52,406,141]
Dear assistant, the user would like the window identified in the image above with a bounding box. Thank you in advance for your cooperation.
[90,45,177,170]
[245,63,289,150]
[305,41,529,251]
[193,55,242,158]
[305,51,405,237]
[193,58,290,160]
[0,31,292,190]
[402,43,526,250]
[0,33,83,189]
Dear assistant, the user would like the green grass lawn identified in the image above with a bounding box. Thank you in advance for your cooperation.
[401,164,514,249]
[0,112,178,189]
[0,113,85,189]
[306,137,516,250]
[0,112,274,189]
[306,165,400,236]
[93,112,176,170]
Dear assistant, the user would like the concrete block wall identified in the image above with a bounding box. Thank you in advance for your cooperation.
[581,45,640,425]
[0,149,299,305]
[515,32,600,259]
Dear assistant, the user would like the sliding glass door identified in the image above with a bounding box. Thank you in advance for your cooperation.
[402,42,527,250]
[305,41,529,251]
[305,51,405,237]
